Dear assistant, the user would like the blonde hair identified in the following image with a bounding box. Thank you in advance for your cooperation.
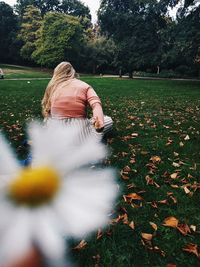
[42,62,76,117]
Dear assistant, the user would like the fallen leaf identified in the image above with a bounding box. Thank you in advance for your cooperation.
[183,186,191,194]
[123,193,143,202]
[130,158,136,164]
[141,233,153,241]
[73,240,87,250]
[169,195,177,204]
[184,135,190,140]
[163,216,179,228]
[154,246,166,257]
[190,225,196,232]
[179,141,184,147]
[167,263,176,267]
[97,229,103,240]
[177,223,191,236]
[121,173,129,180]
[149,222,158,231]
[123,166,131,172]
[129,221,135,230]
[172,162,180,168]
[131,133,139,137]
[122,213,129,224]
[150,155,161,163]
[170,173,179,179]
[182,243,200,258]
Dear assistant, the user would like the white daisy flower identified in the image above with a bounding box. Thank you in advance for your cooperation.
[0,121,117,267]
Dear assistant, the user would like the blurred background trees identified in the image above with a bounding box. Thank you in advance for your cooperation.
[0,0,199,77]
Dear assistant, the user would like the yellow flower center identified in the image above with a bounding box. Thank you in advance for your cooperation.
[8,167,60,207]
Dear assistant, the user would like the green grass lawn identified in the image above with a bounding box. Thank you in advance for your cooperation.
[0,75,200,266]
[0,64,52,79]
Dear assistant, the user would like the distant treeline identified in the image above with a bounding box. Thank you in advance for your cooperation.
[0,0,199,77]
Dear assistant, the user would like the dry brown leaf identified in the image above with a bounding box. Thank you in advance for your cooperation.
[145,175,160,188]
[170,184,179,188]
[123,166,131,172]
[124,193,143,202]
[163,216,179,228]
[93,254,100,267]
[167,263,177,267]
[97,229,103,240]
[121,174,129,180]
[128,115,137,120]
[122,213,129,224]
[190,225,196,232]
[172,162,180,168]
[158,199,168,204]
[182,243,200,258]
[179,141,184,147]
[184,135,190,140]
[169,195,177,204]
[73,240,87,250]
[150,155,161,163]
[183,186,191,194]
[170,173,179,179]
[127,183,136,189]
[129,221,135,230]
[149,222,158,231]
[131,133,139,137]
[121,152,128,157]
[130,158,136,164]
[141,233,153,241]
[177,223,191,236]
[154,246,166,257]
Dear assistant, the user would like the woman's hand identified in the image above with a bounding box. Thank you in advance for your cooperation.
[93,117,104,133]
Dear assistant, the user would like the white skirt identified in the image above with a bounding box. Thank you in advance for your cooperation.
[49,116,113,143]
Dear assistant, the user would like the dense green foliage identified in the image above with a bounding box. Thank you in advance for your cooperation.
[18,5,42,60]
[0,2,19,62]
[98,0,200,77]
[0,70,199,266]
[32,12,85,68]
[0,0,199,76]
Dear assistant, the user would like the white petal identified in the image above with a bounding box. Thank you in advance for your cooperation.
[32,207,66,266]
[0,199,17,232]
[0,208,32,267]
[0,134,19,186]
[29,121,106,172]
[53,169,118,238]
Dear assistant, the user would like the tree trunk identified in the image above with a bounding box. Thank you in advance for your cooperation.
[157,65,160,74]
[129,71,133,79]
[93,64,96,74]
[119,68,122,78]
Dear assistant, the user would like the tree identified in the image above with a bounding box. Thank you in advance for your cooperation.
[15,0,59,17]
[59,0,91,20]
[32,12,85,68]
[162,0,200,76]
[0,1,19,62]
[15,0,91,21]
[84,36,117,74]
[98,0,179,77]
[18,5,42,61]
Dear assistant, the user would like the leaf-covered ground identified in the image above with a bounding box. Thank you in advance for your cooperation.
[0,76,199,267]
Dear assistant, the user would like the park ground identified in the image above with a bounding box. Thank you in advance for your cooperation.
[0,65,200,267]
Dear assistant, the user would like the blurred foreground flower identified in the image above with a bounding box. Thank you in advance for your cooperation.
[0,121,117,267]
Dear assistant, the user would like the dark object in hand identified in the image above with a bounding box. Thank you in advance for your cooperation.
[96,127,104,133]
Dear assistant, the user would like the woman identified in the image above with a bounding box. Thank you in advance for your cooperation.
[41,62,113,142]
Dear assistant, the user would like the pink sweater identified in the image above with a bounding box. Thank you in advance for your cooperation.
[51,78,104,126]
